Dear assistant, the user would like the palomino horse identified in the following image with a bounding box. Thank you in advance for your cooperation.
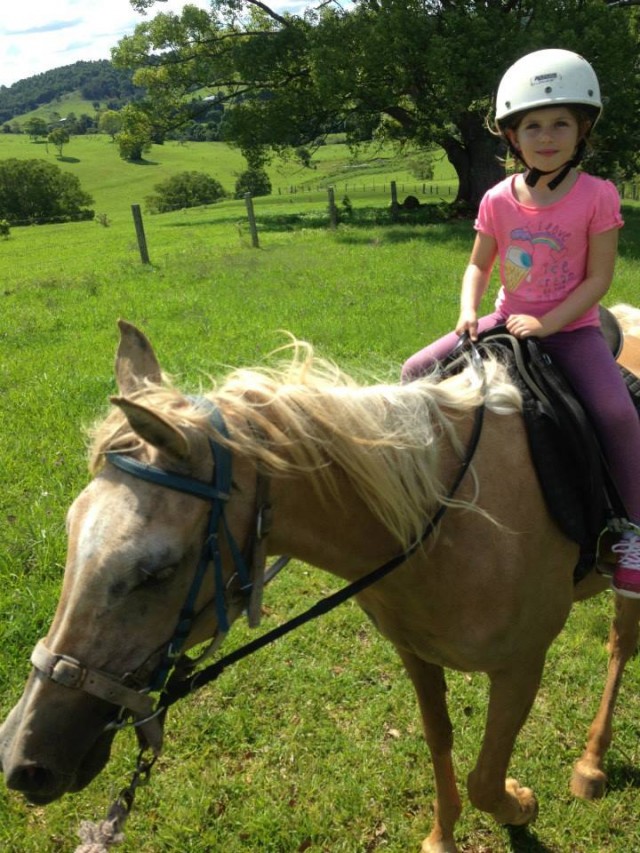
[1,309,639,853]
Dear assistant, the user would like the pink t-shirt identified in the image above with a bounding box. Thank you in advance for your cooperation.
[475,173,624,330]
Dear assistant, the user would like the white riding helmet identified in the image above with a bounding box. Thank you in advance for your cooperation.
[495,48,602,130]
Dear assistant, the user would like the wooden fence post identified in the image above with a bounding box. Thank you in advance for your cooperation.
[244,193,260,248]
[390,180,399,221]
[131,204,151,264]
[327,186,337,230]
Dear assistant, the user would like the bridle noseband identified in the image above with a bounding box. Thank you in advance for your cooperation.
[31,400,271,753]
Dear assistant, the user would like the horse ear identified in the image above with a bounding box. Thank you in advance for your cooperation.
[110,397,190,461]
[115,320,162,395]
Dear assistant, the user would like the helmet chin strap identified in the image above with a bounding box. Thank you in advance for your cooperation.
[525,162,574,190]
[520,138,587,191]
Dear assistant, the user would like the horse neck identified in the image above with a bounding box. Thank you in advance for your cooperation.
[266,467,402,581]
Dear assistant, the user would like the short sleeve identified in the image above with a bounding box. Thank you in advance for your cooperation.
[474,189,496,237]
[589,179,624,235]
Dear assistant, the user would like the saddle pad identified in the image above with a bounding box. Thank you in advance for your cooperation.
[442,328,625,551]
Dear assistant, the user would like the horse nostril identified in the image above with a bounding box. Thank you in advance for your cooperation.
[7,763,58,801]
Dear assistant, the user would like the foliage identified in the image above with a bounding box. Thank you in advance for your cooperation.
[234,166,272,198]
[116,104,153,161]
[47,127,70,157]
[146,170,226,212]
[113,0,640,210]
[0,158,93,224]
[0,60,141,125]
[407,151,436,182]
[0,218,9,238]
[97,110,123,140]
[22,117,48,142]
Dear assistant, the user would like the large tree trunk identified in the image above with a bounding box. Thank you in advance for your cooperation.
[442,113,505,212]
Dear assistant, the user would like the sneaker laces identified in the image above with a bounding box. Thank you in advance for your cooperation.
[612,534,640,570]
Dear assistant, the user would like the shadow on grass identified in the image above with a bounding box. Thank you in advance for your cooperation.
[129,158,160,166]
[605,756,640,791]
[506,824,556,852]
[165,204,472,244]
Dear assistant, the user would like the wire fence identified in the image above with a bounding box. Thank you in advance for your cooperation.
[275,181,456,199]
[276,180,640,202]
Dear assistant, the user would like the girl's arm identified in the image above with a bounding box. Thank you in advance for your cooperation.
[506,227,619,338]
[456,231,498,340]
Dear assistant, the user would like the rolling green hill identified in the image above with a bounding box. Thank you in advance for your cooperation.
[0,133,458,219]
[0,60,138,125]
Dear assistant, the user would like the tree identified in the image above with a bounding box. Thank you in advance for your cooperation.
[48,126,70,157]
[98,109,123,140]
[0,159,93,224]
[146,171,226,212]
[23,117,48,142]
[116,104,153,161]
[234,167,271,199]
[114,0,640,210]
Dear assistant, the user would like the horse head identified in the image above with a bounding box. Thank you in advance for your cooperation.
[0,322,257,804]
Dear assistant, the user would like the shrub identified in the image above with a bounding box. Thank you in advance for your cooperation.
[407,152,435,181]
[146,171,226,213]
[0,159,93,224]
[0,219,10,238]
[234,167,272,199]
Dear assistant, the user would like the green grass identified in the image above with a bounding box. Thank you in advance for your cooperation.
[0,134,457,218]
[0,140,639,852]
[11,91,111,126]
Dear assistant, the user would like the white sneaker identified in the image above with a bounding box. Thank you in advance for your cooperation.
[611,530,640,598]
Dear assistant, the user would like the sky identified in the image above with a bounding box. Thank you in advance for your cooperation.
[0,0,317,89]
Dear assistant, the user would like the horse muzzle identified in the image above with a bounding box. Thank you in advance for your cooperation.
[0,672,118,804]
[30,639,165,753]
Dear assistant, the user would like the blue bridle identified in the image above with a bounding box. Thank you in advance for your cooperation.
[37,353,485,752]
[106,401,253,692]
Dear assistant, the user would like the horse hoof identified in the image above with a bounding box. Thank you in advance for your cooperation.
[503,778,539,826]
[421,839,459,853]
[570,761,607,800]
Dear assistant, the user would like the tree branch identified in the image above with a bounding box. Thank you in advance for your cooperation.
[244,0,289,25]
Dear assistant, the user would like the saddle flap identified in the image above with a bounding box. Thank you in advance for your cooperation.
[448,328,618,549]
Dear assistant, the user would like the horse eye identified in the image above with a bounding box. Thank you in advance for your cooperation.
[140,564,177,586]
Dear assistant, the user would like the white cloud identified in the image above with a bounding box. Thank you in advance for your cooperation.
[0,0,329,88]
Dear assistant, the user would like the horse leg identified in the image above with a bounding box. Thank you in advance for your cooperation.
[571,594,640,799]
[397,650,461,853]
[466,661,543,827]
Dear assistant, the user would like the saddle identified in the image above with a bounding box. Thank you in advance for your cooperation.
[442,307,640,581]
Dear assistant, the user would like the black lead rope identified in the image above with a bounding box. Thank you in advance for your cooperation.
[159,390,486,713]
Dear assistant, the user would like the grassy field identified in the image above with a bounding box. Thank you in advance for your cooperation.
[0,137,639,852]
[0,133,457,216]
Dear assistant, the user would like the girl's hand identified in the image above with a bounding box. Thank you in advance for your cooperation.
[506,314,545,338]
[455,310,479,340]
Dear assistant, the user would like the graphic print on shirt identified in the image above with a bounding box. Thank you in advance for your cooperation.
[504,226,569,299]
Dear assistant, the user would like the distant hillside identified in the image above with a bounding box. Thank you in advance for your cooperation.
[0,60,142,124]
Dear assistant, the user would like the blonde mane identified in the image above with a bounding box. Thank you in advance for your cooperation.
[611,303,640,337]
[90,342,521,548]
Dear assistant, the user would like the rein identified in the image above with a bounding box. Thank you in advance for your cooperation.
[32,348,487,751]
[159,397,485,712]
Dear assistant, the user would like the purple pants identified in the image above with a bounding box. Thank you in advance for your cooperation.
[402,313,640,524]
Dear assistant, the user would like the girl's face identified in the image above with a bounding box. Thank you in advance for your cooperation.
[507,106,583,176]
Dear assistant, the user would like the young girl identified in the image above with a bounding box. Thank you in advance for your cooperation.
[402,48,640,598]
